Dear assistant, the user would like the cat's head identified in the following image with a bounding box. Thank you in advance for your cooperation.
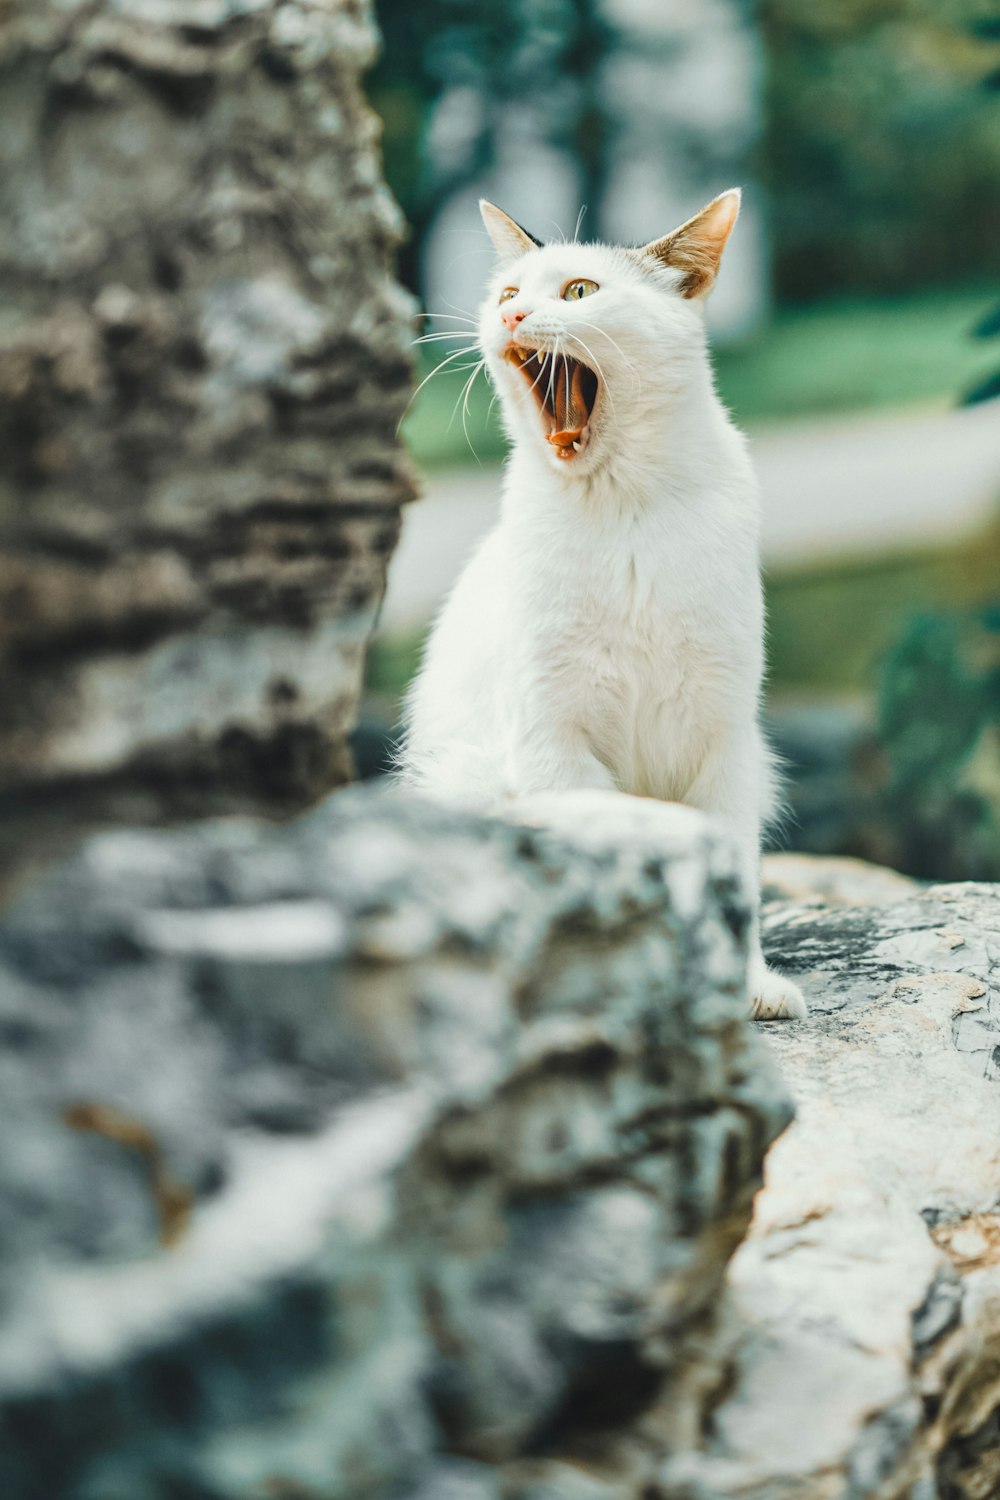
[477,190,740,474]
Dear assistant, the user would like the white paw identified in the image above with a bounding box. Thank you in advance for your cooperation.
[750,964,807,1022]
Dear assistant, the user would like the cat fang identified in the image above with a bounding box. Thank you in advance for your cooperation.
[504,345,599,459]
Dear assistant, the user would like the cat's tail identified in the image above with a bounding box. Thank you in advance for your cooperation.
[391,734,503,814]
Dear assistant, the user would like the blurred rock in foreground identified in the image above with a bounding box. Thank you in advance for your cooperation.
[3,793,1000,1498]
[0,0,416,888]
[0,788,790,1500]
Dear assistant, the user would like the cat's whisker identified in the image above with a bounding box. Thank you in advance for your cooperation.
[461,362,484,436]
[412,332,480,346]
[566,332,618,421]
[573,320,640,386]
[396,344,486,433]
[415,311,479,336]
[412,343,483,388]
[522,351,551,405]
[433,301,479,323]
[437,330,478,344]
[545,342,559,415]
[573,204,587,242]
[449,357,487,464]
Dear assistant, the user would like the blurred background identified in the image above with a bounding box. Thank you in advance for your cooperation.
[360,0,1000,882]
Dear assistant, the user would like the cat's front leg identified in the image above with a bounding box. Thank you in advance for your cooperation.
[745,950,807,1022]
[685,733,807,1022]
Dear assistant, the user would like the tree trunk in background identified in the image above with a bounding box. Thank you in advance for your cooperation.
[0,0,416,888]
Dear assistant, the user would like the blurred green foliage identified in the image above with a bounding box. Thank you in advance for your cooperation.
[873,607,1000,878]
[962,7,1000,404]
[718,285,998,418]
[759,0,1000,299]
[965,299,1000,403]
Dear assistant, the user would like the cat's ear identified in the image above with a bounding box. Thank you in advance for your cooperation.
[480,201,542,262]
[637,188,741,298]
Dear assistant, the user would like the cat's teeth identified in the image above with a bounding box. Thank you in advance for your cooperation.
[572,441,581,452]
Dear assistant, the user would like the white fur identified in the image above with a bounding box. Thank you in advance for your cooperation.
[399,206,806,1021]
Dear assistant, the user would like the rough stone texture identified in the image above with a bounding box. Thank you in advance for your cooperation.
[0,788,791,1500]
[662,869,1000,1500]
[761,850,920,908]
[0,0,417,884]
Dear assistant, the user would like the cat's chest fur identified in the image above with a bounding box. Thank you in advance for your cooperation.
[507,478,758,797]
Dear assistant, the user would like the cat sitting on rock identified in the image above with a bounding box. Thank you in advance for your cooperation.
[399,191,806,1021]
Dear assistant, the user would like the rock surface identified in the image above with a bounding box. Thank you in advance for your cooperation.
[0,788,791,1500]
[663,872,1000,1500]
[761,850,920,907]
[0,0,416,886]
[3,779,1000,1500]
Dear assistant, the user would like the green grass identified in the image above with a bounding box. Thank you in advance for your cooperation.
[401,285,998,470]
[716,286,998,425]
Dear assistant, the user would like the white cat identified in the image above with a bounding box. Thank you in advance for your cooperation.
[399,190,806,1021]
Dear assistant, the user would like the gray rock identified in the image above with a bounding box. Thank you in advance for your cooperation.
[660,874,1000,1500]
[0,787,790,1500]
[9,762,999,1500]
[762,850,920,908]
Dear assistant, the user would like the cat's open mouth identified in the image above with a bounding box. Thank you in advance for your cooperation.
[504,347,599,460]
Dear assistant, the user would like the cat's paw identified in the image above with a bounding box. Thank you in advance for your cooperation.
[750,963,807,1022]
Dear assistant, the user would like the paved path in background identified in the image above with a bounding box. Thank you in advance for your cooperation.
[379,401,1000,633]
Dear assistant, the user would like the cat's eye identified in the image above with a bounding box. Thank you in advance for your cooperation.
[563,279,599,300]
[499,287,518,303]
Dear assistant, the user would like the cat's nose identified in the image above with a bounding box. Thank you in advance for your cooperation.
[501,308,527,331]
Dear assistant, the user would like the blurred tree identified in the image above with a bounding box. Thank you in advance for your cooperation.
[0,0,416,887]
[758,0,1000,299]
[371,0,613,292]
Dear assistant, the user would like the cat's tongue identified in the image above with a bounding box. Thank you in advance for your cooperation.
[545,358,588,452]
